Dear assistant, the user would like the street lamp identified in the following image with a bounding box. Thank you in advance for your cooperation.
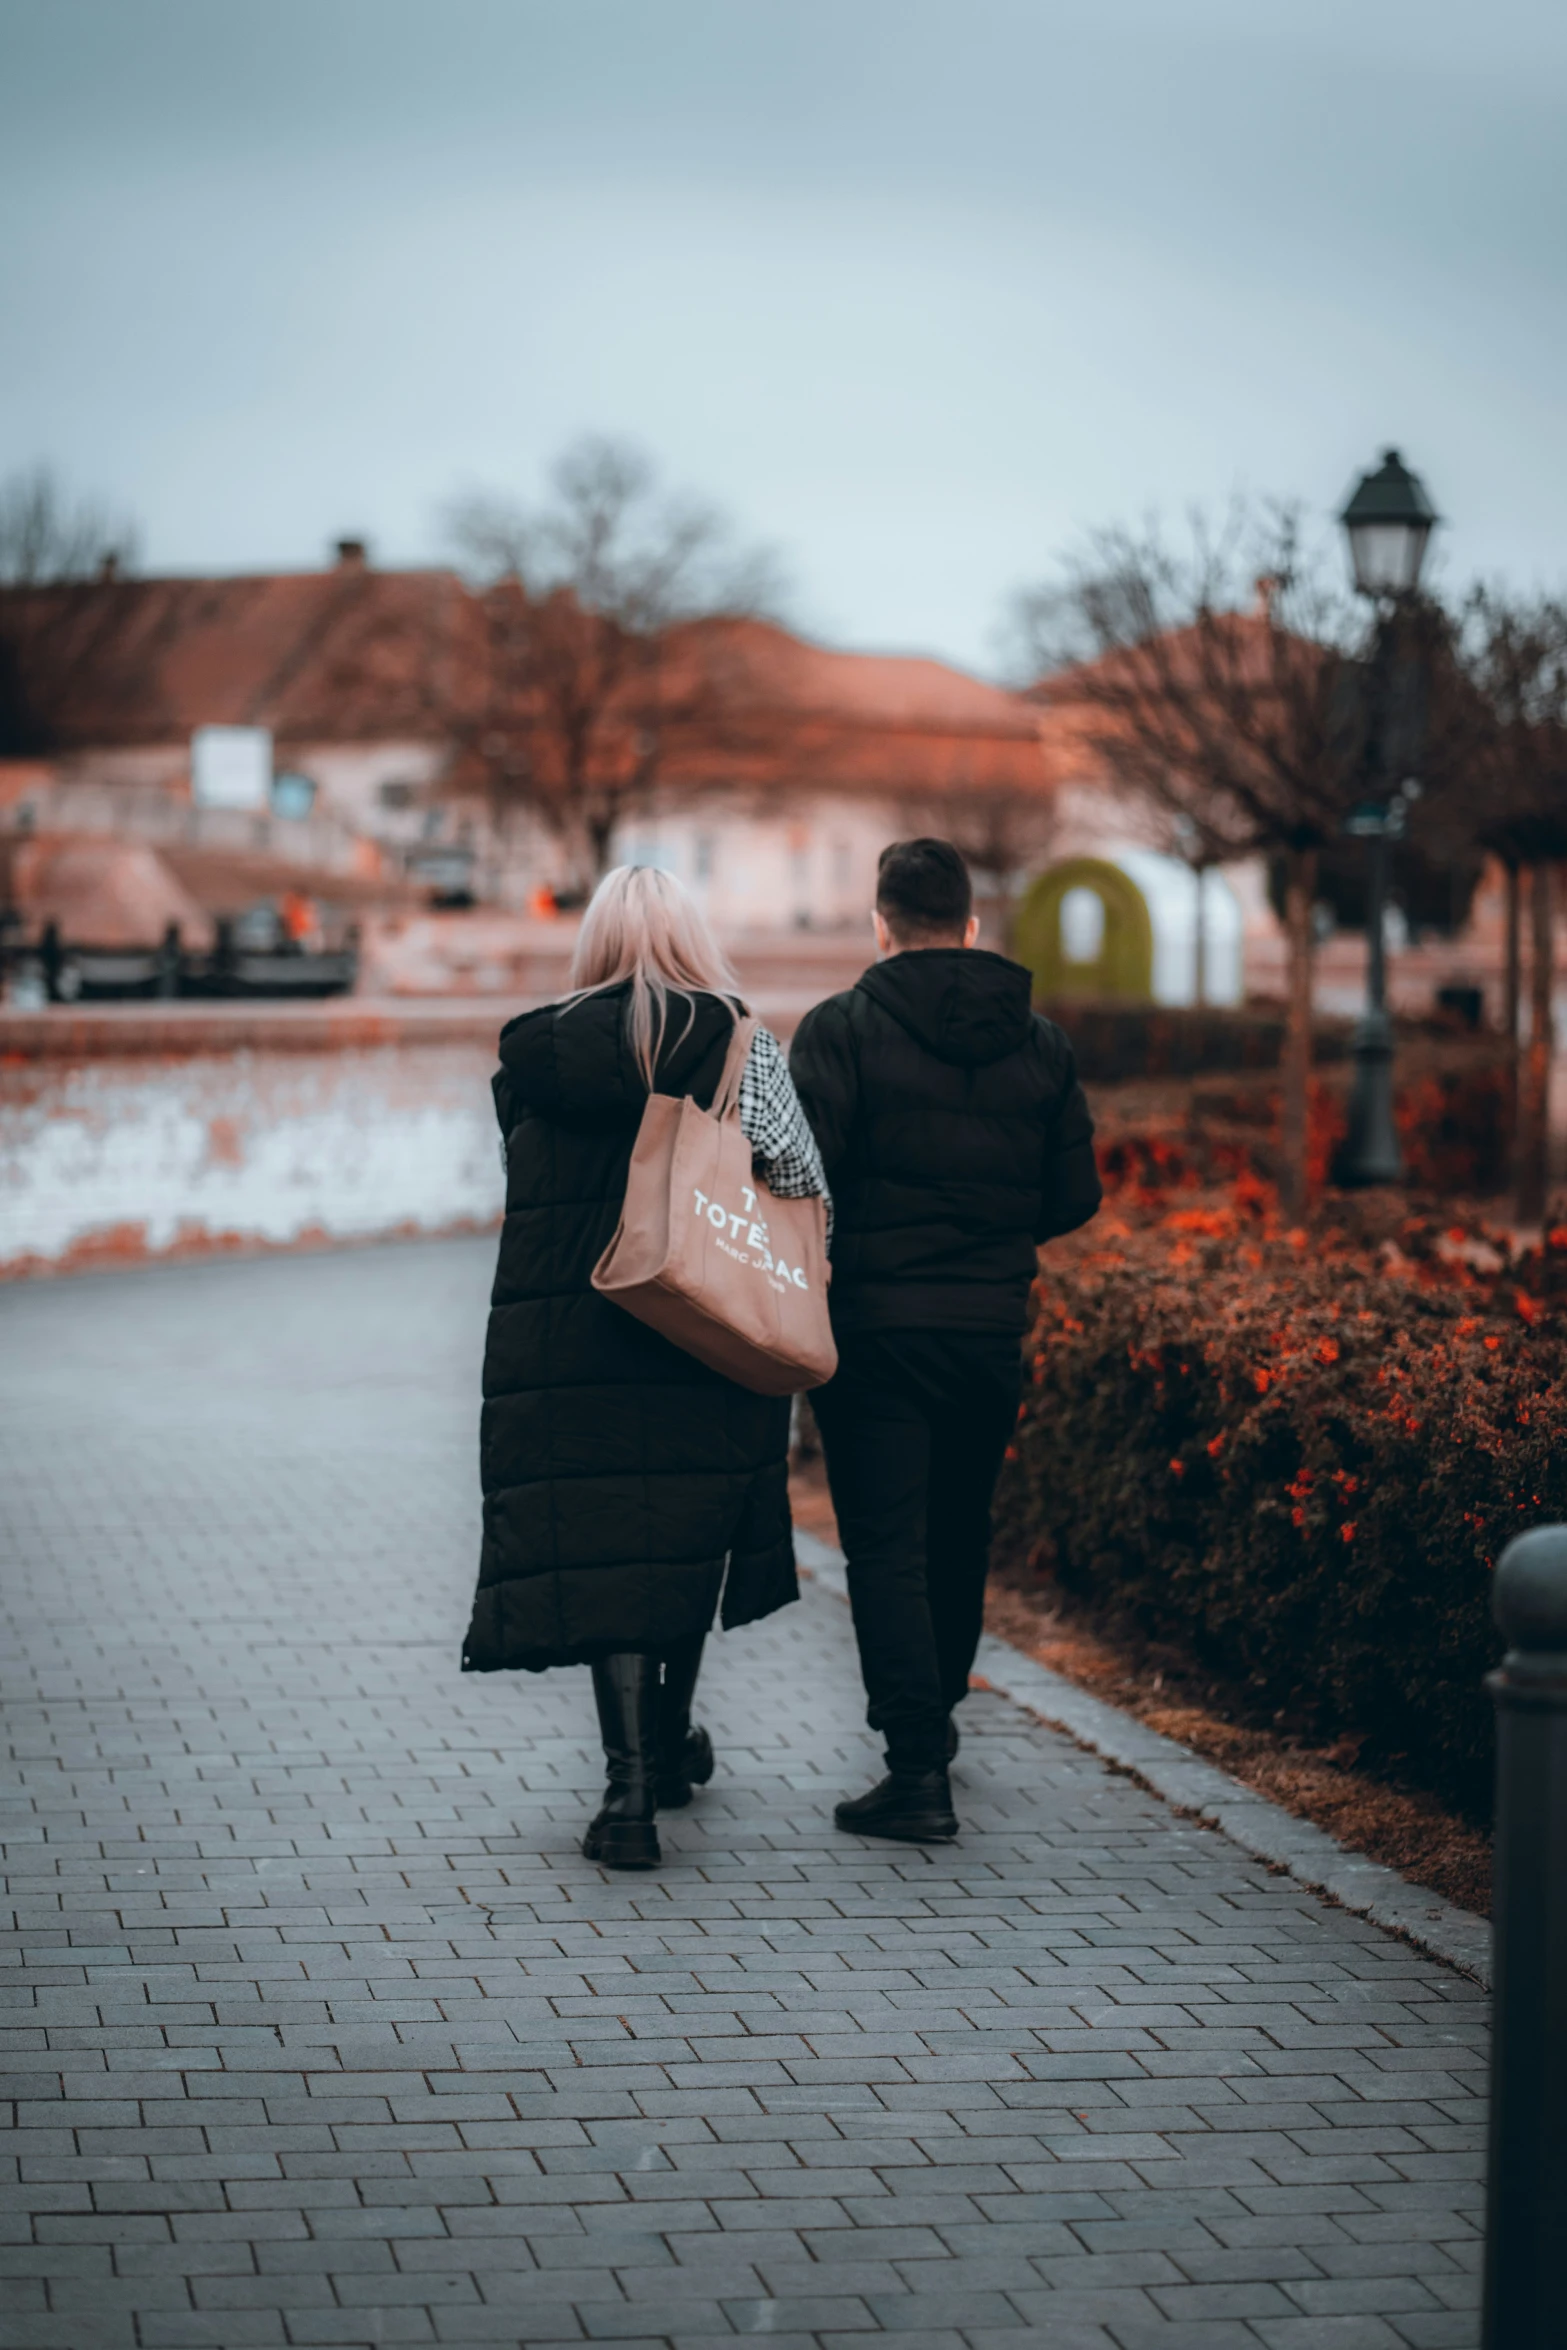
[1332,448,1441,1188]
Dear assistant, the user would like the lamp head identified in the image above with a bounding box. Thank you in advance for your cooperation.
[1340,449,1439,600]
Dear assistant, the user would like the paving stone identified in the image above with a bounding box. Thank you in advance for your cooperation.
[0,1241,1490,2349]
[722,2300,877,2334]
[1389,2320,1484,2349]
[136,2321,289,2349]
[1248,2321,1409,2348]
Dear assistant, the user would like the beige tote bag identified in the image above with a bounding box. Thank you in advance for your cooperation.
[592,1014,837,1397]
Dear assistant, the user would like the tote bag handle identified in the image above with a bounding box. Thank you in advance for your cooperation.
[709,1011,758,1125]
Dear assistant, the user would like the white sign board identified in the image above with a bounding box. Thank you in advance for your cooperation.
[192,725,272,811]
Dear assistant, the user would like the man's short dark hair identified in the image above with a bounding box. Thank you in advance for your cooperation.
[876,838,973,942]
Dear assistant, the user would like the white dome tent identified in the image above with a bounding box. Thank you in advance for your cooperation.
[1111,848,1244,1007]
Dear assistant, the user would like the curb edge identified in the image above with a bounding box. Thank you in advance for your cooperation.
[793,1530,1491,1988]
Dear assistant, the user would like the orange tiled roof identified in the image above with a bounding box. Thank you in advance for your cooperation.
[650,617,1050,798]
[691,617,1043,737]
[1025,610,1326,770]
[3,563,471,751]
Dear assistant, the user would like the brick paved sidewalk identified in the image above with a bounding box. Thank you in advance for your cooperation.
[1,1241,1486,2350]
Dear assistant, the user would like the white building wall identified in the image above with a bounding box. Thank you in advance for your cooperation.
[290,740,449,836]
[615,796,900,932]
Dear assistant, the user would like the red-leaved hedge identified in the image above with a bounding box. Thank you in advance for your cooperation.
[1000,1196,1567,1815]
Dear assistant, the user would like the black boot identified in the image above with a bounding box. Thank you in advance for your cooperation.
[834,1765,958,1844]
[583,1653,661,1869]
[656,1635,714,1810]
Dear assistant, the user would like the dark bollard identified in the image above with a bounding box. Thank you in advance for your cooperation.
[1484,1526,1567,2349]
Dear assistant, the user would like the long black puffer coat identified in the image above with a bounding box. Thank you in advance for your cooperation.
[462,983,797,1675]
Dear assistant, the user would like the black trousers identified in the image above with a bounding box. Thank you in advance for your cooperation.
[811,1328,1022,1774]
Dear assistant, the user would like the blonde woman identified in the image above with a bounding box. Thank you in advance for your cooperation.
[462,865,829,1869]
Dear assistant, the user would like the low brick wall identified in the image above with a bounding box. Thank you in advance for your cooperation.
[0,980,841,1280]
[0,1003,511,1278]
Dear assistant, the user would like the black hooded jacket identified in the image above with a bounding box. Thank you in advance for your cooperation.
[789,949,1101,1335]
[462,984,796,1677]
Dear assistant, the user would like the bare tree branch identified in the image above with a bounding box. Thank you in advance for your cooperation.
[1447,589,1567,865]
[1014,502,1389,1218]
[1439,588,1567,1221]
[427,437,790,885]
[0,463,140,588]
[0,466,144,756]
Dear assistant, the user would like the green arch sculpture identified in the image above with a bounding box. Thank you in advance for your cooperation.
[1014,856,1154,1001]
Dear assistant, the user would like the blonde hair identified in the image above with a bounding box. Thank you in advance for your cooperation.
[565,864,742,1086]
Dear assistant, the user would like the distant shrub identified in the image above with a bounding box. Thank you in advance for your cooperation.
[1094,1057,1514,1207]
[1396,1062,1514,1196]
[1036,999,1321,1083]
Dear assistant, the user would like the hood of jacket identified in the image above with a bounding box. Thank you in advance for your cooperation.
[497,982,742,1119]
[855,948,1034,1068]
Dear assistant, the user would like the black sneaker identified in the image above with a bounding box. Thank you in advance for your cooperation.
[834,1770,958,1843]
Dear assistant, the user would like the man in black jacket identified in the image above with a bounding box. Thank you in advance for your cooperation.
[791,838,1101,1840]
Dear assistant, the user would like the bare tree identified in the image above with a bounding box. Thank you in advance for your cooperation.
[0,464,139,588]
[1015,503,1439,1221]
[1444,591,1567,1223]
[442,438,787,888]
[0,465,142,755]
[897,767,1055,948]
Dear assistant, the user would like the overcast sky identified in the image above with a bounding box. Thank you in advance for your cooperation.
[2,0,1564,669]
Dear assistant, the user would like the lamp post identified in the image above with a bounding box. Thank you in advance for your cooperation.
[1333,448,1441,1188]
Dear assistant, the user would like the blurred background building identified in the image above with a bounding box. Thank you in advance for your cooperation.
[0,536,1504,1020]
